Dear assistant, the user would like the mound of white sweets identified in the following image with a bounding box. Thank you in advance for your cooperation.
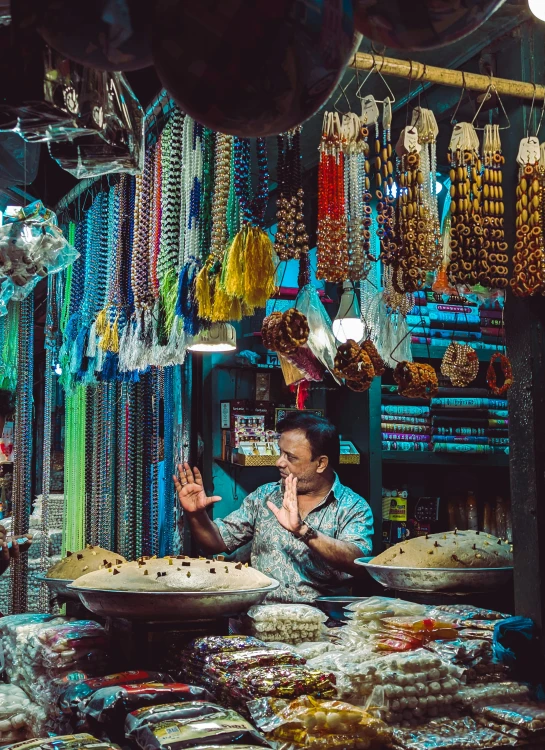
[373,530,513,568]
[71,555,273,592]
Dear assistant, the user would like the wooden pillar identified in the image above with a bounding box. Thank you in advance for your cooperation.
[499,22,545,637]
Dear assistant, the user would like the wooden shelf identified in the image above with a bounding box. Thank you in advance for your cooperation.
[382,451,509,467]
[412,344,494,362]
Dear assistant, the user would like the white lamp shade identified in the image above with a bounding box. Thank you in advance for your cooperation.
[529,0,545,21]
[333,281,365,344]
[188,323,237,352]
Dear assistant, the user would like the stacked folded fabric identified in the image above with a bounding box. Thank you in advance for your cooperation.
[430,389,509,454]
[381,387,509,455]
[381,389,432,452]
[409,290,505,353]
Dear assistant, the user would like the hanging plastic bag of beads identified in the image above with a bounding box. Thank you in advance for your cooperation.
[0,201,78,310]
[295,285,340,383]
[48,72,144,178]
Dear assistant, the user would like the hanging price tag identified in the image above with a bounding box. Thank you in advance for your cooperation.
[517,136,540,166]
[360,95,380,126]
[383,97,392,129]
[396,126,421,157]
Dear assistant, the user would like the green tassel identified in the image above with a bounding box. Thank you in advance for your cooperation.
[158,268,179,343]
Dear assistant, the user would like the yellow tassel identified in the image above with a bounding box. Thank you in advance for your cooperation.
[195,265,213,320]
[95,307,108,337]
[241,301,255,317]
[243,226,276,307]
[211,283,232,322]
[224,226,247,299]
[109,314,120,353]
[99,319,112,352]
[229,296,243,321]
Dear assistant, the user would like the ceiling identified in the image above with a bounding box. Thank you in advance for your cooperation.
[0,0,532,213]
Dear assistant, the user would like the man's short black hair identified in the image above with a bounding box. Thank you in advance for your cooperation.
[277,412,340,469]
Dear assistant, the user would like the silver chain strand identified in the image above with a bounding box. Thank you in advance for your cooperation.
[10,295,34,614]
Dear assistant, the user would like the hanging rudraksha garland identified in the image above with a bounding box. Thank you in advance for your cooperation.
[275,126,310,262]
[512,151,544,297]
[447,122,482,287]
[480,124,508,289]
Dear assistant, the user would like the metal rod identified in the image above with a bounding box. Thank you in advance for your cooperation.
[350,52,545,101]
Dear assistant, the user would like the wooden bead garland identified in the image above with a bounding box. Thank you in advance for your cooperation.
[512,161,544,297]
[394,361,439,399]
[447,123,482,287]
[480,124,508,289]
[361,339,386,376]
[487,352,513,395]
[334,339,375,392]
[261,308,309,355]
[440,342,479,387]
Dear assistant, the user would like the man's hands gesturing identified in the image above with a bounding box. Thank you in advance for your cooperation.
[267,474,303,535]
[174,462,221,514]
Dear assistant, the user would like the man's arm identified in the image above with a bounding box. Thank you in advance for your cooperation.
[175,462,257,556]
[300,531,363,573]
[267,474,372,573]
[186,511,228,556]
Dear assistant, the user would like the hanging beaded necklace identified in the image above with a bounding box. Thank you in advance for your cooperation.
[223,136,275,309]
[480,124,508,289]
[10,294,34,614]
[275,127,310,262]
[317,112,349,282]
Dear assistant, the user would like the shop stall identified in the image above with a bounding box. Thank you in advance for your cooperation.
[0,2,543,750]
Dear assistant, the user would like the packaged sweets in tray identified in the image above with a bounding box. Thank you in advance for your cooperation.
[249,695,392,749]
[129,708,270,750]
[58,671,174,716]
[246,604,327,645]
[475,702,545,735]
[184,635,266,659]
[80,683,213,741]
[217,666,336,710]
[392,716,519,749]
[2,733,120,750]
[125,702,225,737]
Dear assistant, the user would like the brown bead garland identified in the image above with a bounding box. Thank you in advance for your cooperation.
[441,342,479,387]
[394,361,439,399]
[334,339,375,392]
[512,161,544,297]
[487,352,513,396]
[261,308,309,355]
[361,339,386,376]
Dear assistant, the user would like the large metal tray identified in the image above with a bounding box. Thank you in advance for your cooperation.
[69,579,280,621]
[36,574,80,600]
[355,559,513,594]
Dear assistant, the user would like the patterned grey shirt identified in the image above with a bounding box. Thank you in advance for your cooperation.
[214,474,374,603]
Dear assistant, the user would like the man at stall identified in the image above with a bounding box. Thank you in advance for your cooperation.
[174,412,373,602]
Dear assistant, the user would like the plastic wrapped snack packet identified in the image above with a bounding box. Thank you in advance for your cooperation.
[125,702,225,738]
[246,604,327,645]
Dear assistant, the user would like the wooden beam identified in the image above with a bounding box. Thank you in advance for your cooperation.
[350,51,545,101]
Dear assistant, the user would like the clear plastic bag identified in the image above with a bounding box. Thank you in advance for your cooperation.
[130,710,270,750]
[219,666,336,709]
[0,201,79,308]
[344,597,427,623]
[476,702,545,733]
[456,682,530,709]
[295,285,341,384]
[2,734,121,750]
[428,604,508,622]
[246,604,327,645]
[125,702,225,738]
[81,683,214,741]
[248,694,392,749]
[391,716,518,748]
[57,671,174,716]
[0,684,37,743]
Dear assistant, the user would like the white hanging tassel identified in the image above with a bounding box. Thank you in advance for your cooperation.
[86,321,98,358]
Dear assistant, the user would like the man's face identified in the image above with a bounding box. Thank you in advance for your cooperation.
[276,429,325,493]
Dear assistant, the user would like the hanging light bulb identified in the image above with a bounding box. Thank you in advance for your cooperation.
[529,0,545,21]
[332,280,365,343]
[188,323,237,352]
